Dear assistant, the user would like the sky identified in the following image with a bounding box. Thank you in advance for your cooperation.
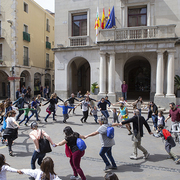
[34,0,55,13]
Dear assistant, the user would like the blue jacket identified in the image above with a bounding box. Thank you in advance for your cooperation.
[58,105,74,114]
[31,101,37,109]
[13,97,28,109]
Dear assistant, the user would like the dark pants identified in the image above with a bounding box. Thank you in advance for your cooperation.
[94,115,98,123]
[19,115,29,124]
[45,110,55,121]
[31,150,46,169]
[70,150,86,180]
[122,92,127,101]
[16,110,24,121]
[29,110,39,121]
[63,114,69,122]
[99,147,117,167]
[7,137,13,152]
[81,111,88,122]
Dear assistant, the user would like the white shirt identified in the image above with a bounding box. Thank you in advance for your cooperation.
[6,117,16,129]
[81,100,90,111]
[158,116,164,125]
[21,169,61,180]
[0,165,17,180]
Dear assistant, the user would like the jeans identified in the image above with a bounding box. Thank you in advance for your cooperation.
[45,110,55,121]
[19,115,29,125]
[31,150,46,169]
[152,115,158,130]
[122,92,127,101]
[101,110,109,119]
[70,150,86,180]
[16,110,24,121]
[29,110,39,121]
[99,147,117,167]
[81,111,88,122]
[138,109,141,116]
[94,115,98,123]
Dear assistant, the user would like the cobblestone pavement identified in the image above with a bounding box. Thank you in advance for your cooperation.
[1,103,180,180]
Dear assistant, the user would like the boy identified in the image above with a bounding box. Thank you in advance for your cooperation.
[91,106,99,123]
[153,125,180,164]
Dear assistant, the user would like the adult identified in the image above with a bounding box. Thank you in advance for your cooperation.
[133,96,145,116]
[21,85,25,93]
[3,110,20,156]
[27,86,31,102]
[40,85,43,97]
[16,89,20,100]
[97,98,111,120]
[165,102,180,142]
[77,91,83,98]
[43,86,47,99]
[85,117,117,171]
[146,101,158,131]
[13,94,29,121]
[43,93,57,122]
[56,126,86,180]
[28,97,40,121]
[120,109,153,160]
[54,93,64,116]
[29,121,55,169]
[105,96,113,106]
[76,97,91,123]
[46,86,51,99]
[65,93,79,114]
[22,87,28,101]
[121,81,128,101]
[119,101,132,135]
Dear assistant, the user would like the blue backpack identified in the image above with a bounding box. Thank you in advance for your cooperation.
[76,138,87,151]
[107,126,114,139]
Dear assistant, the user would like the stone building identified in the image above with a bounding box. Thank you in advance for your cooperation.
[0,0,55,100]
[53,0,180,108]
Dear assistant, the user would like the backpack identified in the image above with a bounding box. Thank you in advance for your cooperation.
[162,129,171,140]
[107,126,114,139]
[76,138,87,151]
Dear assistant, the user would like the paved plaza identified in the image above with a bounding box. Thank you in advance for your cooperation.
[1,104,180,180]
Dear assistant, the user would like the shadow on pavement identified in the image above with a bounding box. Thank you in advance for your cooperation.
[59,174,104,180]
[146,154,170,162]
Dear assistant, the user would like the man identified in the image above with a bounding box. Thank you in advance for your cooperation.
[165,102,180,141]
[85,117,117,171]
[119,109,153,160]
[46,86,51,99]
[29,97,40,121]
[13,94,29,121]
[121,81,128,101]
[29,121,55,169]
[16,89,20,100]
[97,98,111,120]
[43,86,47,98]
[65,93,79,114]
[77,90,83,98]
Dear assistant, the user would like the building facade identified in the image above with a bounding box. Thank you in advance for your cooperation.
[54,0,180,109]
[0,0,55,100]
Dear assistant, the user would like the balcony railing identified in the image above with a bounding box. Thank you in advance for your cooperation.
[46,41,51,49]
[23,56,29,66]
[99,24,176,42]
[46,24,50,32]
[69,36,89,47]
[23,31,30,42]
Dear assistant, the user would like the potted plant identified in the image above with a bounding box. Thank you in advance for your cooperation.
[91,82,98,95]
[174,75,180,97]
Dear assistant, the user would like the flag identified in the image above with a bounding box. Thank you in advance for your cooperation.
[101,8,105,29]
[95,7,100,43]
[105,6,116,29]
[108,8,110,19]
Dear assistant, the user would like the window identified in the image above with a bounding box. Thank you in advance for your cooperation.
[128,6,147,27]
[0,44,2,60]
[72,13,87,36]
[24,2,28,13]
[46,53,49,68]
[46,36,49,42]
[46,19,50,32]
[23,47,29,66]
[24,24,28,33]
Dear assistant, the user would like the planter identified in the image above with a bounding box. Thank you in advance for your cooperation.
[177,89,180,97]
[94,88,99,95]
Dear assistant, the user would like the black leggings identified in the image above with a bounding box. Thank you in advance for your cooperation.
[7,137,13,152]
[81,111,88,122]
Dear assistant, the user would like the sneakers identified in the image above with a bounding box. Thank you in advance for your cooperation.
[63,120,66,123]
[70,176,80,180]
[175,158,180,164]
[144,153,150,159]
[128,131,132,135]
[109,166,117,170]
[130,153,138,160]
[104,165,112,171]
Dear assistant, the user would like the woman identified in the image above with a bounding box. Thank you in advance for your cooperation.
[56,126,86,180]
[43,93,57,122]
[133,96,145,116]
[3,110,20,156]
[0,102,5,124]
[20,157,61,180]
[54,93,64,116]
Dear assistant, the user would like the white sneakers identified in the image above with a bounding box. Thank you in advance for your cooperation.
[130,153,150,160]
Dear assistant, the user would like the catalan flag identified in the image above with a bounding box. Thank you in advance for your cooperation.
[108,8,110,19]
[101,8,105,29]
[95,7,100,43]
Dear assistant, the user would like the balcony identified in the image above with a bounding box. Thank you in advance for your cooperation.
[23,31,30,42]
[46,41,51,49]
[98,24,176,42]
[0,28,5,39]
[69,36,89,47]
[23,56,29,66]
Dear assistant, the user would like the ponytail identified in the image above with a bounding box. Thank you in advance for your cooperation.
[5,110,16,117]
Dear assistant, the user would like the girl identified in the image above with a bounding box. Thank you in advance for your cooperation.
[133,96,145,116]
[91,106,99,123]
[157,111,165,128]
[20,157,61,180]
[54,93,64,116]
[43,93,57,122]
[3,110,20,156]
[0,154,21,179]
[56,126,86,180]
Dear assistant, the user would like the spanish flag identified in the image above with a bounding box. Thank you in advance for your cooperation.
[101,8,105,29]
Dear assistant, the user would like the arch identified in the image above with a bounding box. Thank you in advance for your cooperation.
[20,70,31,91]
[68,57,90,96]
[124,56,151,100]
[0,70,9,98]
[34,72,41,95]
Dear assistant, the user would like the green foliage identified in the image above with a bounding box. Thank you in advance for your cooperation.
[174,75,180,89]
[91,82,98,93]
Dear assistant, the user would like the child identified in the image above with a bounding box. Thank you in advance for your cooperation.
[157,111,165,128]
[153,125,180,164]
[110,108,120,123]
[91,106,99,123]
[19,104,34,126]
[0,154,21,179]
[58,102,75,123]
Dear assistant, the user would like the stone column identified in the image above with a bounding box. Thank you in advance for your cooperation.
[108,52,115,94]
[155,50,164,97]
[166,50,176,97]
[99,52,106,95]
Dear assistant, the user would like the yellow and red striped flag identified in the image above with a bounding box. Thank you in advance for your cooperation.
[101,8,105,29]
[94,7,100,29]
[108,8,110,19]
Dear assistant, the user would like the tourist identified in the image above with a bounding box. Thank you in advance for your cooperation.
[121,81,128,101]
[133,96,145,116]
[29,121,56,169]
[165,102,180,142]
[56,126,86,180]
[85,117,117,171]
[119,109,153,160]
[65,93,79,114]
